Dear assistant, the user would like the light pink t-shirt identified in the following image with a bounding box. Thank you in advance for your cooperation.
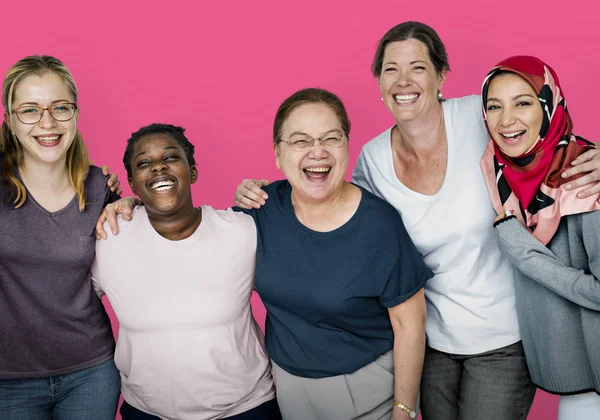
[92,206,274,420]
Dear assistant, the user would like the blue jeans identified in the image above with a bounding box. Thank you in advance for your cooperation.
[420,341,536,420]
[0,359,120,420]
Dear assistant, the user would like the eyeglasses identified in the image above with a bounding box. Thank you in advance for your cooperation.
[12,102,78,125]
[279,132,347,152]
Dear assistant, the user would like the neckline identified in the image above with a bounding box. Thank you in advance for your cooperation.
[385,100,453,202]
[16,168,78,216]
[142,206,206,244]
[282,181,365,236]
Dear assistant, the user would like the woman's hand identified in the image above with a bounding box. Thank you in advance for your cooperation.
[562,148,600,200]
[100,165,123,196]
[234,179,270,209]
[494,209,514,223]
[95,197,140,239]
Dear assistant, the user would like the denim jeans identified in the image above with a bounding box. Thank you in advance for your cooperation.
[120,398,282,420]
[0,358,120,420]
[420,341,536,420]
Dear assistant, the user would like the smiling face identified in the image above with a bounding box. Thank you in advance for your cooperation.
[485,72,544,157]
[275,102,348,202]
[5,71,78,166]
[378,39,446,123]
[128,133,198,217]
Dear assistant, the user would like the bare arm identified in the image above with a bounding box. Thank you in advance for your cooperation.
[388,288,427,420]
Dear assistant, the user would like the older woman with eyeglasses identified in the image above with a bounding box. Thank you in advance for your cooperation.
[0,55,121,420]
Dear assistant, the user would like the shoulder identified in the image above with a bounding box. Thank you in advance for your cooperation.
[445,95,482,111]
[357,186,404,226]
[85,165,110,199]
[206,205,256,229]
[99,206,146,242]
[262,179,290,198]
[360,127,393,156]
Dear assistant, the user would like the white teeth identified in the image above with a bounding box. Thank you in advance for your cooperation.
[305,167,330,173]
[37,135,60,142]
[394,94,418,103]
[502,130,526,139]
[151,180,175,191]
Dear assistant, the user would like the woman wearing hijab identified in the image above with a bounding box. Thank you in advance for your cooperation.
[482,55,600,420]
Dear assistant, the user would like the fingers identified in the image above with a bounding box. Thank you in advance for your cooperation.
[234,192,261,209]
[256,179,271,188]
[563,150,600,178]
[569,149,600,167]
[95,209,108,240]
[104,204,120,235]
[116,186,124,196]
[107,173,120,192]
[101,165,111,176]
[234,179,270,208]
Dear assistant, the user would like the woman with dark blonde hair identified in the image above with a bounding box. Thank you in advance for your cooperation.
[0,55,121,419]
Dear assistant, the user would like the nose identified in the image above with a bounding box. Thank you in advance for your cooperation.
[395,69,411,87]
[499,108,516,127]
[38,109,56,129]
[150,161,168,172]
[308,139,327,158]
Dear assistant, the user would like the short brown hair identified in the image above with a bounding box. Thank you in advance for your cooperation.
[273,88,350,144]
[371,21,450,78]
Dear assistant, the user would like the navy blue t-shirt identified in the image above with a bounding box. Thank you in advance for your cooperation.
[237,180,432,378]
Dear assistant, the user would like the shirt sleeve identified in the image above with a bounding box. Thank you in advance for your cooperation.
[379,216,433,308]
[495,216,600,311]
[352,150,375,193]
[90,257,105,299]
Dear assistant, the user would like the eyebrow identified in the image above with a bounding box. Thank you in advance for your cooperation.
[16,99,72,106]
[382,60,427,66]
[486,94,536,103]
[134,145,180,159]
[288,129,342,137]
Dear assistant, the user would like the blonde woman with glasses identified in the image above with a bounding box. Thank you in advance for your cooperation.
[0,55,122,420]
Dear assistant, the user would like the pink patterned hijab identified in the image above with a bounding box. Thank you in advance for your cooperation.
[480,55,599,245]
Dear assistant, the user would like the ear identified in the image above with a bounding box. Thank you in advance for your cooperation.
[438,69,449,91]
[75,106,80,122]
[3,112,11,132]
[128,178,136,195]
[190,165,198,184]
[274,143,281,169]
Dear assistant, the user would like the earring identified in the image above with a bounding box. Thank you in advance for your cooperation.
[381,97,384,101]
[437,90,443,101]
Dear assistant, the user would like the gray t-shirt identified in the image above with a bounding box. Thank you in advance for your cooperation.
[0,162,117,378]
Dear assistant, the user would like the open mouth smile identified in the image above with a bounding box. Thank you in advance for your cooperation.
[303,166,331,181]
[34,134,62,147]
[394,93,419,104]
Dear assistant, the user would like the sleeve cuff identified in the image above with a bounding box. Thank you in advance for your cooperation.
[493,215,517,228]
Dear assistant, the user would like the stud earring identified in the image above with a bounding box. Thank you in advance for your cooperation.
[437,91,443,101]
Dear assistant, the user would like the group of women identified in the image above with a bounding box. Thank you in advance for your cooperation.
[1,20,599,420]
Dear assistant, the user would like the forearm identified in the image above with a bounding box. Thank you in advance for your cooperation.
[391,326,425,419]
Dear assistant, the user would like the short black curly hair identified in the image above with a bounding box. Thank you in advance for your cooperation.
[122,123,196,179]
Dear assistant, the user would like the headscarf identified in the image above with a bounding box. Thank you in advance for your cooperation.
[480,55,599,245]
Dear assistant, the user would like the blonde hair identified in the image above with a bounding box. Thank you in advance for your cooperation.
[1,55,89,210]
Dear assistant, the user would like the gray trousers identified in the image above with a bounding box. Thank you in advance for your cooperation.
[271,351,398,420]
[419,341,536,420]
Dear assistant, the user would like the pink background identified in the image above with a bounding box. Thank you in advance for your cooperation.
[3,0,598,418]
